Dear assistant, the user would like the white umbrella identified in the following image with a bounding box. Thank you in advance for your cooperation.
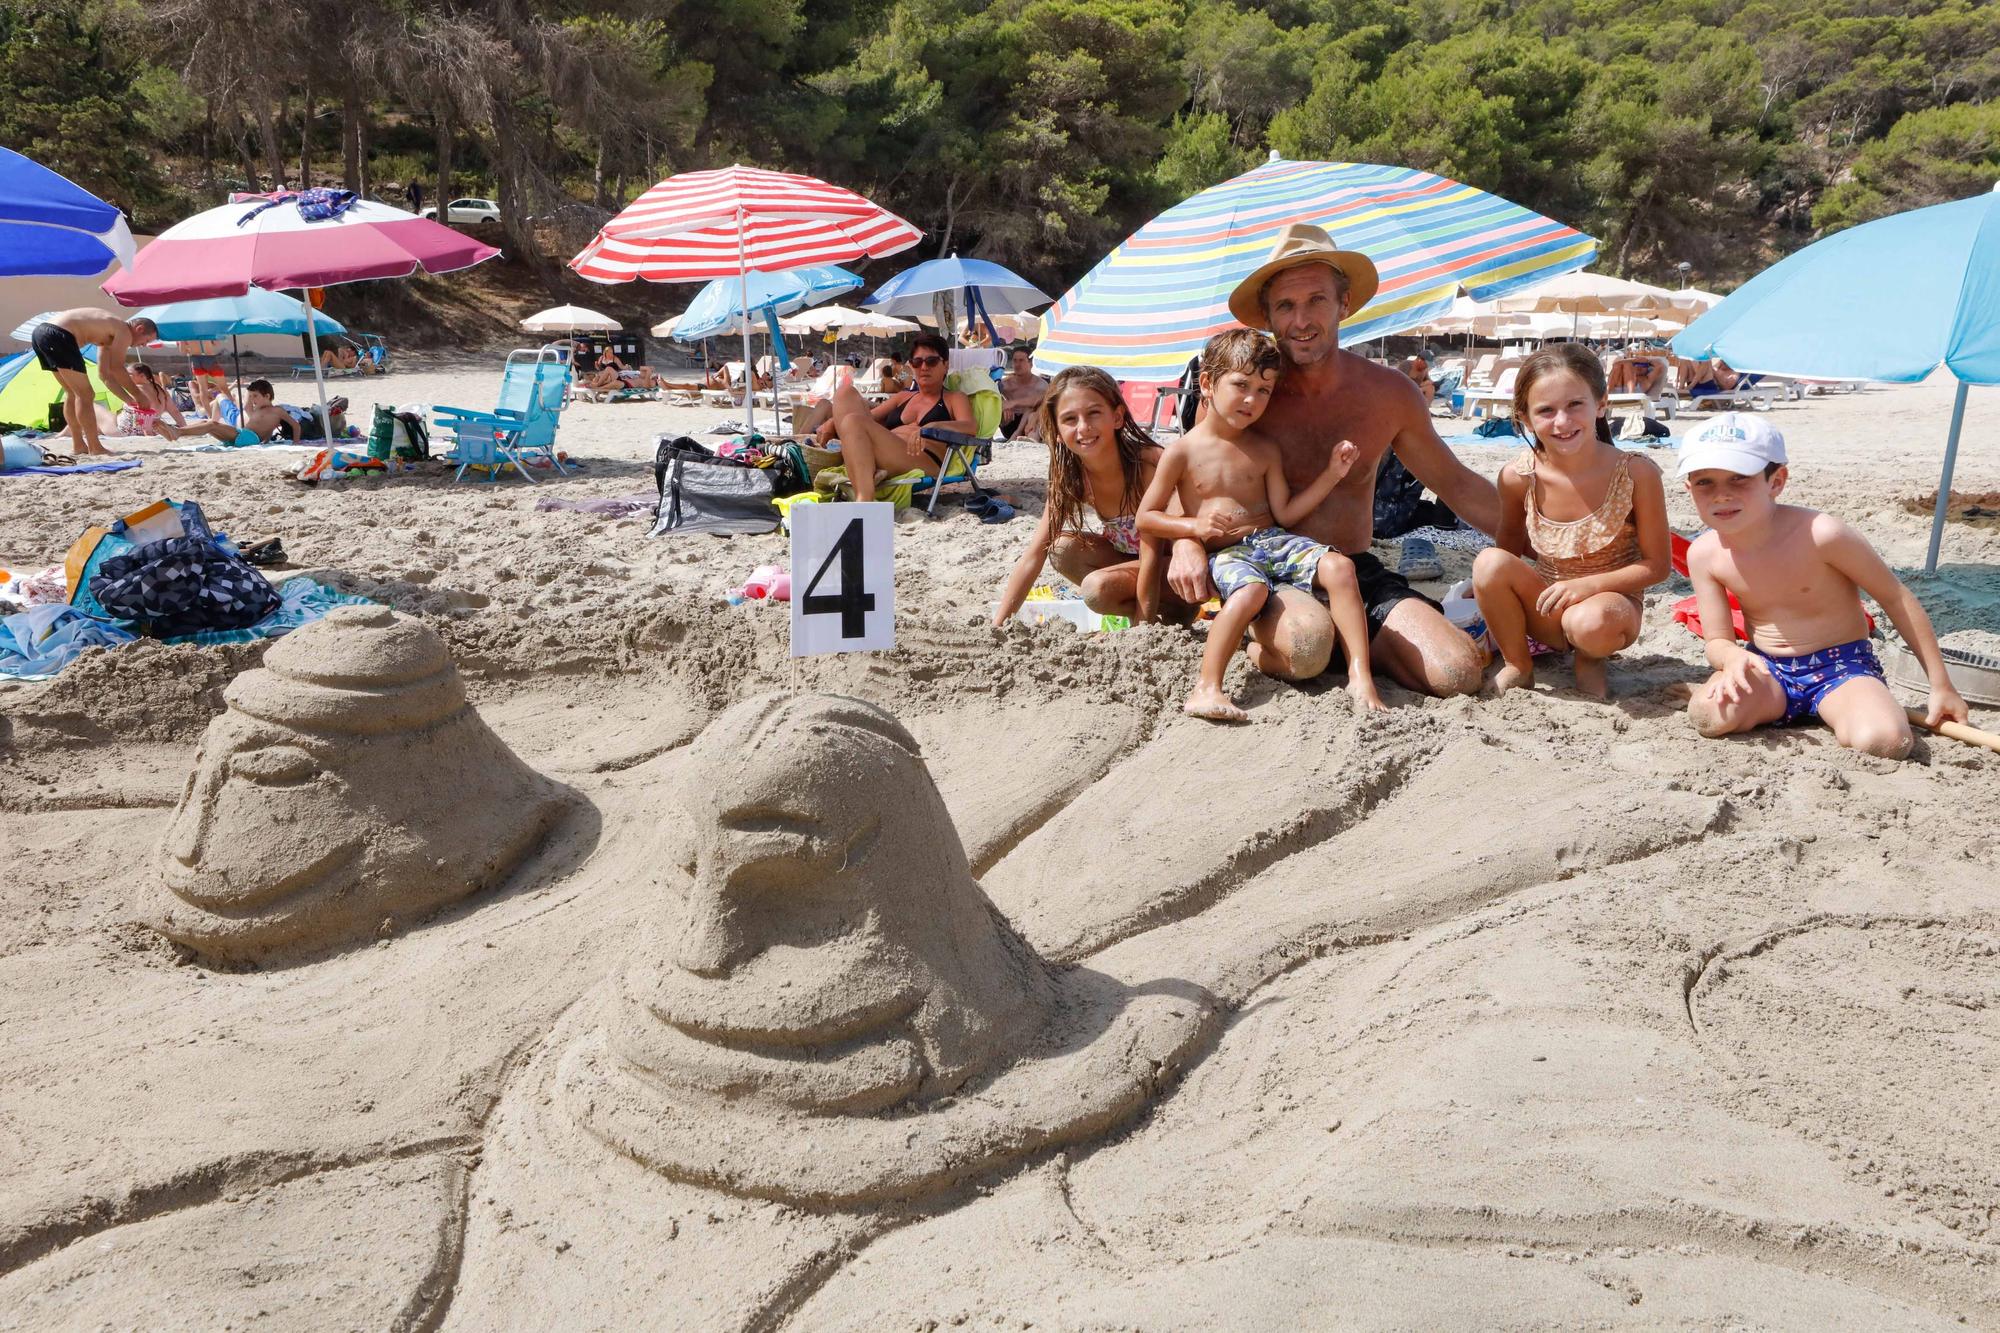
[778,304,918,337]
[1493,272,1679,317]
[1667,287,1724,313]
[521,304,622,335]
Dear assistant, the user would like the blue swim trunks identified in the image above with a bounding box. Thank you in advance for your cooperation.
[1209,526,1329,601]
[1751,638,1885,724]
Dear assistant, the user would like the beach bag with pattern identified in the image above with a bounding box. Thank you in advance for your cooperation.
[87,502,279,636]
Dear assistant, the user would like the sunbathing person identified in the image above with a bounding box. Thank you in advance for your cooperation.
[815,332,975,501]
[998,346,1048,439]
[994,366,1194,626]
[160,379,330,447]
[114,364,185,436]
[871,353,912,394]
[1607,346,1668,397]
[322,344,360,372]
[1400,355,1435,407]
[1678,356,1741,397]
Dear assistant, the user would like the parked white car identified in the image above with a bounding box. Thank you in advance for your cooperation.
[419,197,501,224]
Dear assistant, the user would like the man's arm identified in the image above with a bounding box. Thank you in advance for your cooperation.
[1388,400,1501,538]
[99,329,144,403]
[1818,516,1969,726]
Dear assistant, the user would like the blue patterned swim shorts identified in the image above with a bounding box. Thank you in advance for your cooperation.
[1750,637,1885,725]
[1209,526,1330,602]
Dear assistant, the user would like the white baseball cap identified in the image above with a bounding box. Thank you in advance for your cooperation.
[1676,412,1787,477]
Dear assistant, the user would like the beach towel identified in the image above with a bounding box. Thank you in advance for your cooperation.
[0,457,142,476]
[0,603,136,680]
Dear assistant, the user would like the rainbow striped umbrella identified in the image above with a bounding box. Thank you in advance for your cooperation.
[1034,157,1597,382]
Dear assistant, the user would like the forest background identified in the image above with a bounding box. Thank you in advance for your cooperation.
[4,0,1997,319]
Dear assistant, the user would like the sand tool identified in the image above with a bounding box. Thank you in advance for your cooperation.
[1906,709,2000,754]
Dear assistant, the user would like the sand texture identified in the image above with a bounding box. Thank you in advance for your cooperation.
[1,368,1997,1328]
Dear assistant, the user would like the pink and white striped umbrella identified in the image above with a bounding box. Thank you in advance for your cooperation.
[570,165,921,284]
[102,195,499,304]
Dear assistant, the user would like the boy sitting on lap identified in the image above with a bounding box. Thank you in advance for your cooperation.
[1681,414,1967,757]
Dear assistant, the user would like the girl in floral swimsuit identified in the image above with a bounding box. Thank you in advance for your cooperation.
[994,366,1191,626]
[1472,343,1672,698]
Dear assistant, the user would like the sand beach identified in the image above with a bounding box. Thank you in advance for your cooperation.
[1,367,1997,1327]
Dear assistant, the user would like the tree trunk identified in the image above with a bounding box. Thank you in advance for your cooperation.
[435,107,454,230]
[593,135,609,209]
[612,170,625,207]
[256,100,285,187]
[342,83,363,194]
[300,76,313,188]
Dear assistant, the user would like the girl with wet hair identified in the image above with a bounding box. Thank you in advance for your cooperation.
[993,366,1191,626]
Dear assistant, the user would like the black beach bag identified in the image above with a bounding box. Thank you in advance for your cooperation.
[651,437,778,537]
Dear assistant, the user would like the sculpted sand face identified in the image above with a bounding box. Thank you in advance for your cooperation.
[565,694,1216,1205]
[151,605,566,964]
[613,694,1052,1114]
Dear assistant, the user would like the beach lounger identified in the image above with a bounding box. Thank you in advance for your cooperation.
[1689,374,1786,411]
[432,347,572,482]
[912,427,991,516]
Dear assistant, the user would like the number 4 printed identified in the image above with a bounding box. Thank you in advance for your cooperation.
[800,517,875,639]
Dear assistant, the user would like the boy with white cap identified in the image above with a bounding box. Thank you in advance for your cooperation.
[1680,413,1966,757]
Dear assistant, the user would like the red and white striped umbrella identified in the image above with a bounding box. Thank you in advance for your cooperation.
[103,194,499,305]
[570,165,921,284]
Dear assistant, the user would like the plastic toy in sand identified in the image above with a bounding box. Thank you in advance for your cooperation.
[149,605,568,964]
[557,693,1218,1206]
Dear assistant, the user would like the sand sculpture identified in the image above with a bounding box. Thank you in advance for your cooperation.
[150,605,567,964]
[559,693,1217,1206]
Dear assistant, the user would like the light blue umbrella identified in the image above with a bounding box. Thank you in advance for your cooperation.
[864,255,1052,346]
[132,286,347,341]
[1673,184,2000,572]
[668,265,860,340]
[0,147,135,277]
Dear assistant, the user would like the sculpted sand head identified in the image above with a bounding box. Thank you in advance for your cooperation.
[565,694,1217,1206]
[151,605,565,964]
[615,694,1051,1113]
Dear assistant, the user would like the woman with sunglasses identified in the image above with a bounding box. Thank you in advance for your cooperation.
[814,331,977,501]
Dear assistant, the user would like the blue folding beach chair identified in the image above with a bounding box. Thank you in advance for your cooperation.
[432,347,573,482]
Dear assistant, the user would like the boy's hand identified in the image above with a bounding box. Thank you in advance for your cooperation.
[1329,439,1359,478]
[1194,512,1250,545]
[1534,578,1592,618]
[1707,648,1761,707]
[1926,683,1970,729]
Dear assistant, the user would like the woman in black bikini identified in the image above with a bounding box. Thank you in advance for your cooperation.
[817,331,976,501]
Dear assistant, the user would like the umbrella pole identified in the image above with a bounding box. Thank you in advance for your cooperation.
[735,217,754,436]
[299,291,334,442]
[1925,380,1970,574]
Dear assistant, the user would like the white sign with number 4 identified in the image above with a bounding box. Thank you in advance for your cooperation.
[789,501,895,657]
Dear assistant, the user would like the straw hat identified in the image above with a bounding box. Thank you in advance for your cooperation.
[1228,223,1379,330]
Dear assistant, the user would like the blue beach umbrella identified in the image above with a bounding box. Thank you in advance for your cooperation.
[666,265,860,372]
[1673,184,2000,572]
[1034,155,1598,383]
[0,147,136,277]
[132,286,347,341]
[864,256,1051,347]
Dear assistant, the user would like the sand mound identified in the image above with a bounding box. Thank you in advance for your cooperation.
[148,605,569,964]
[559,693,1216,1206]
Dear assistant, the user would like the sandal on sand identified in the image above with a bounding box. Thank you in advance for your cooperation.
[979,500,1015,524]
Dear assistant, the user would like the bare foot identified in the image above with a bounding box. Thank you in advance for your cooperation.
[156,421,182,441]
[1493,662,1534,693]
[1572,653,1608,699]
[1347,676,1389,712]
[1184,683,1249,722]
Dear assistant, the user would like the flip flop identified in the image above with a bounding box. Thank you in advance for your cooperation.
[979,500,1015,524]
[962,493,995,515]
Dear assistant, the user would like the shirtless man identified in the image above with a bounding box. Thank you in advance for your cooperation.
[1165,225,1501,696]
[29,309,156,455]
